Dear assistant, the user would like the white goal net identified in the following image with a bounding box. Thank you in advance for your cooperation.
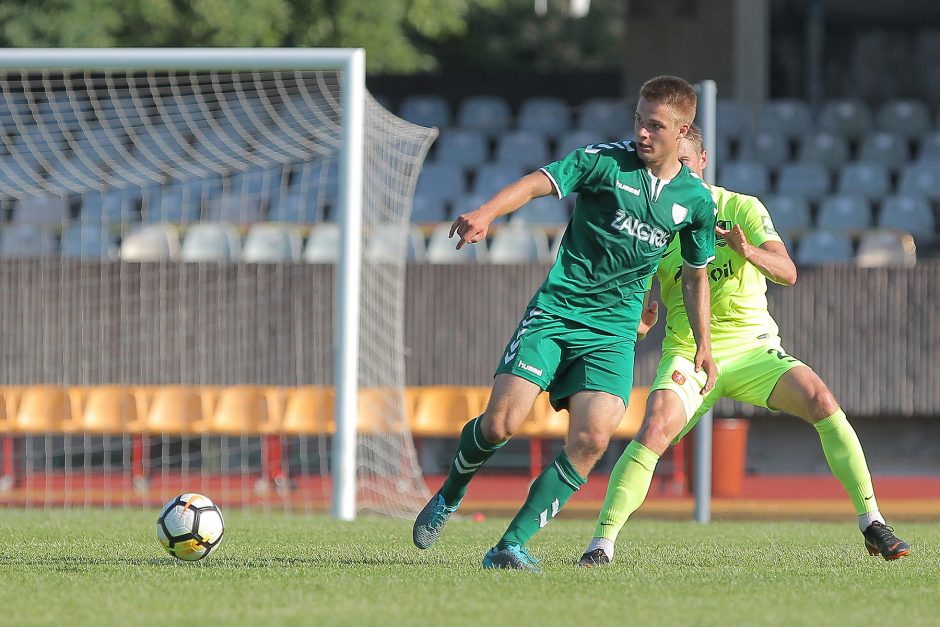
[0,49,435,518]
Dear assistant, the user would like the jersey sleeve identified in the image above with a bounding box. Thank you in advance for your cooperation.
[539,147,605,199]
[736,195,783,248]
[679,196,717,267]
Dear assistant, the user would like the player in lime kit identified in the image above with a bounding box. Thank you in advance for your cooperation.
[412,76,719,571]
[578,126,909,567]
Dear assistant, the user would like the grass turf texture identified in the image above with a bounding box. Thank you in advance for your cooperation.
[0,510,935,626]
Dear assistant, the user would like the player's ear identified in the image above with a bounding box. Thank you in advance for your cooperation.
[677,122,690,139]
[700,149,709,171]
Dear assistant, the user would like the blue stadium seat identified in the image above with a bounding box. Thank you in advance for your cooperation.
[716,99,753,143]
[399,95,452,129]
[241,222,303,263]
[414,162,466,206]
[917,132,940,163]
[487,224,551,264]
[303,222,340,263]
[365,223,426,263]
[762,194,812,235]
[897,163,940,202]
[575,98,631,139]
[815,195,872,231]
[836,162,892,201]
[120,223,181,261]
[878,194,935,241]
[433,129,489,169]
[449,193,508,226]
[795,229,854,266]
[738,129,791,169]
[0,224,56,257]
[80,188,142,224]
[876,100,931,140]
[471,164,525,198]
[511,195,571,226]
[13,194,70,226]
[410,195,448,224]
[494,130,550,171]
[817,99,874,140]
[180,222,241,262]
[60,224,119,260]
[268,188,324,224]
[517,97,571,137]
[857,132,911,168]
[756,99,813,140]
[143,182,202,224]
[717,162,771,197]
[795,132,851,169]
[456,96,512,137]
[287,160,338,214]
[775,162,831,200]
[554,129,602,159]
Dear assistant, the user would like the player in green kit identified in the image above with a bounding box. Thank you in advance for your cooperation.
[412,76,719,572]
[578,126,910,567]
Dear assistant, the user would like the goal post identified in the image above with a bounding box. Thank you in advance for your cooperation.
[0,48,434,519]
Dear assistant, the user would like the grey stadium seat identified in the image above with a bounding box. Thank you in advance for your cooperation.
[120,223,181,261]
[756,99,813,140]
[795,132,851,169]
[717,162,771,197]
[456,96,512,137]
[716,99,753,143]
[762,194,812,235]
[414,162,466,206]
[472,163,525,198]
[303,222,340,263]
[487,224,551,264]
[856,230,916,268]
[399,95,452,129]
[511,194,571,226]
[815,195,872,231]
[241,222,303,263]
[775,162,831,201]
[857,132,911,168]
[877,194,935,242]
[738,129,791,169]
[365,223,426,263]
[0,224,56,257]
[917,132,940,163]
[795,229,854,266]
[818,99,874,141]
[449,193,508,226]
[836,162,892,201]
[180,222,241,262]
[425,223,487,264]
[433,129,489,169]
[876,100,931,140]
[410,195,448,224]
[518,97,571,137]
[61,224,118,260]
[897,163,940,202]
[575,98,631,139]
[554,129,603,159]
[494,130,550,171]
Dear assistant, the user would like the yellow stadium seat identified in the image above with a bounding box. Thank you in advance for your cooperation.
[357,387,406,434]
[71,386,139,434]
[199,385,275,435]
[410,386,483,438]
[518,392,569,439]
[280,386,334,435]
[141,386,205,435]
[10,385,73,434]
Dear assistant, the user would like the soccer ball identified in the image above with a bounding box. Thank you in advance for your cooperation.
[156,493,225,561]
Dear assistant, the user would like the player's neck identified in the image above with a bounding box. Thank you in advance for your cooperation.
[644,157,682,180]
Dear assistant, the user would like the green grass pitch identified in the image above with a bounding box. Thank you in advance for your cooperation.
[0,509,935,626]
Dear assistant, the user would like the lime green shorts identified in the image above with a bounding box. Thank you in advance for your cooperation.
[652,336,806,443]
[493,306,636,411]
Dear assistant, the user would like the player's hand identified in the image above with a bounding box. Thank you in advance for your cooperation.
[693,347,717,394]
[637,300,659,340]
[450,209,492,250]
[716,223,750,259]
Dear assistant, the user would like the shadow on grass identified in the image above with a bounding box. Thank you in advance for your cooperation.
[0,553,433,569]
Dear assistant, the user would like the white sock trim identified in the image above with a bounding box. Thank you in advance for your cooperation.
[859,510,885,532]
[586,537,615,561]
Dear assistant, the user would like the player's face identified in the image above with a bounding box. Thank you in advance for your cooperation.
[634,98,688,165]
[677,140,707,178]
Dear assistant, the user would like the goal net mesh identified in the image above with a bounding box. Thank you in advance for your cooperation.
[0,63,435,517]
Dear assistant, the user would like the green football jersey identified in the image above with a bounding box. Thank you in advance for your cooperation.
[534,141,717,338]
[656,185,784,354]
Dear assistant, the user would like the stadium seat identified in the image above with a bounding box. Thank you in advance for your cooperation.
[241,222,303,263]
[762,194,812,234]
[511,194,571,226]
[555,129,601,159]
[876,100,931,140]
[517,96,571,137]
[756,99,813,140]
[268,187,325,224]
[180,222,241,262]
[836,162,892,201]
[897,163,940,202]
[279,386,334,435]
[738,129,791,168]
[517,392,569,440]
[456,96,512,137]
[356,387,407,434]
[60,224,119,259]
[0,224,57,258]
[398,95,452,129]
[425,223,487,264]
[196,385,276,435]
[716,99,753,143]
[287,160,338,215]
[432,129,489,169]
[494,130,550,171]
[917,132,940,163]
[449,193,508,226]
[795,132,851,169]
[775,162,831,200]
[717,162,770,197]
[414,162,466,206]
[857,132,911,168]
[817,99,874,140]
[877,194,935,241]
[795,229,854,266]
[409,386,483,438]
[487,224,551,264]
[120,223,181,261]
[302,222,341,263]
[9,386,72,434]
[856,230,917,268]
[12,193,70,226]
[143,182,202,223]
[575,98,631,139]
[80,188,141,223]
[140,386,207,434]
[410,195,448,224]
[72,386,139,434]
[365,223,426,263]
[471,163,525,198]
[815,195,873,231]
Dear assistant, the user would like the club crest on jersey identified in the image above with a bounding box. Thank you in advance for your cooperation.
[671,203,688,224]
[672,370,686,385]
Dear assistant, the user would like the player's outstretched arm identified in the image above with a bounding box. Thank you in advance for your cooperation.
[716,223,797,286]
[450,171,555,250]
[680,264,716,394]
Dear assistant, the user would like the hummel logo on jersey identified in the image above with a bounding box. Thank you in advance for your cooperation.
[610,209,670,247]
[517,360,543,376]
[615,180,641,196]
[671,203,688,224]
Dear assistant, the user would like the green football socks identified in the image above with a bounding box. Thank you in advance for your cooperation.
[439,416,505,506]
[592,440,660,541]
[814,410,879,518]
[496,451,587,550]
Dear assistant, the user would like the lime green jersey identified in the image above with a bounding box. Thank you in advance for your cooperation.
[535,141,717,338]
[656,185,783,354]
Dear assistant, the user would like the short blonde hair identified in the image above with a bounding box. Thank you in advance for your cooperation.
[639,75,697,125]
[682,124,705,154]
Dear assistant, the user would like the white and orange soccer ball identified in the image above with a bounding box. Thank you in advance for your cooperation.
[156,493,225,561]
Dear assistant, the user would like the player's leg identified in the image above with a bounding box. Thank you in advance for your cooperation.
[581,352,720,566]
[767,365,909,559]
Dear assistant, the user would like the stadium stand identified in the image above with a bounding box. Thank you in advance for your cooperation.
[302,222,341,263]
[856,230,917,268]
[487,223,552,264]
[816,195,873,232]
[241,222,304,263]
[398,95,452,129]
[517,96,571,137]
[795,229,855,265]
[818,99,873,141]
[762,194,812,235]
[0,224,57,258]
[180,222,241,262]
[775,162,831,201]
[426,223,487,263]
[456,95,513,138]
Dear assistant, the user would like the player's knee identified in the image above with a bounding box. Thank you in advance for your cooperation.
[569,428,611,460]
[479,412,513,444]
[810,386,840,419]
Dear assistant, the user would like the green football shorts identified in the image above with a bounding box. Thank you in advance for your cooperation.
[652,335,806,443]
[493,306,636,411]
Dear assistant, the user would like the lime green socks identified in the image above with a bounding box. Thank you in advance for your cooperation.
[592,440,660,541]
[814,410,878,516]
[439,417,505,505]
[496,452,587,550]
